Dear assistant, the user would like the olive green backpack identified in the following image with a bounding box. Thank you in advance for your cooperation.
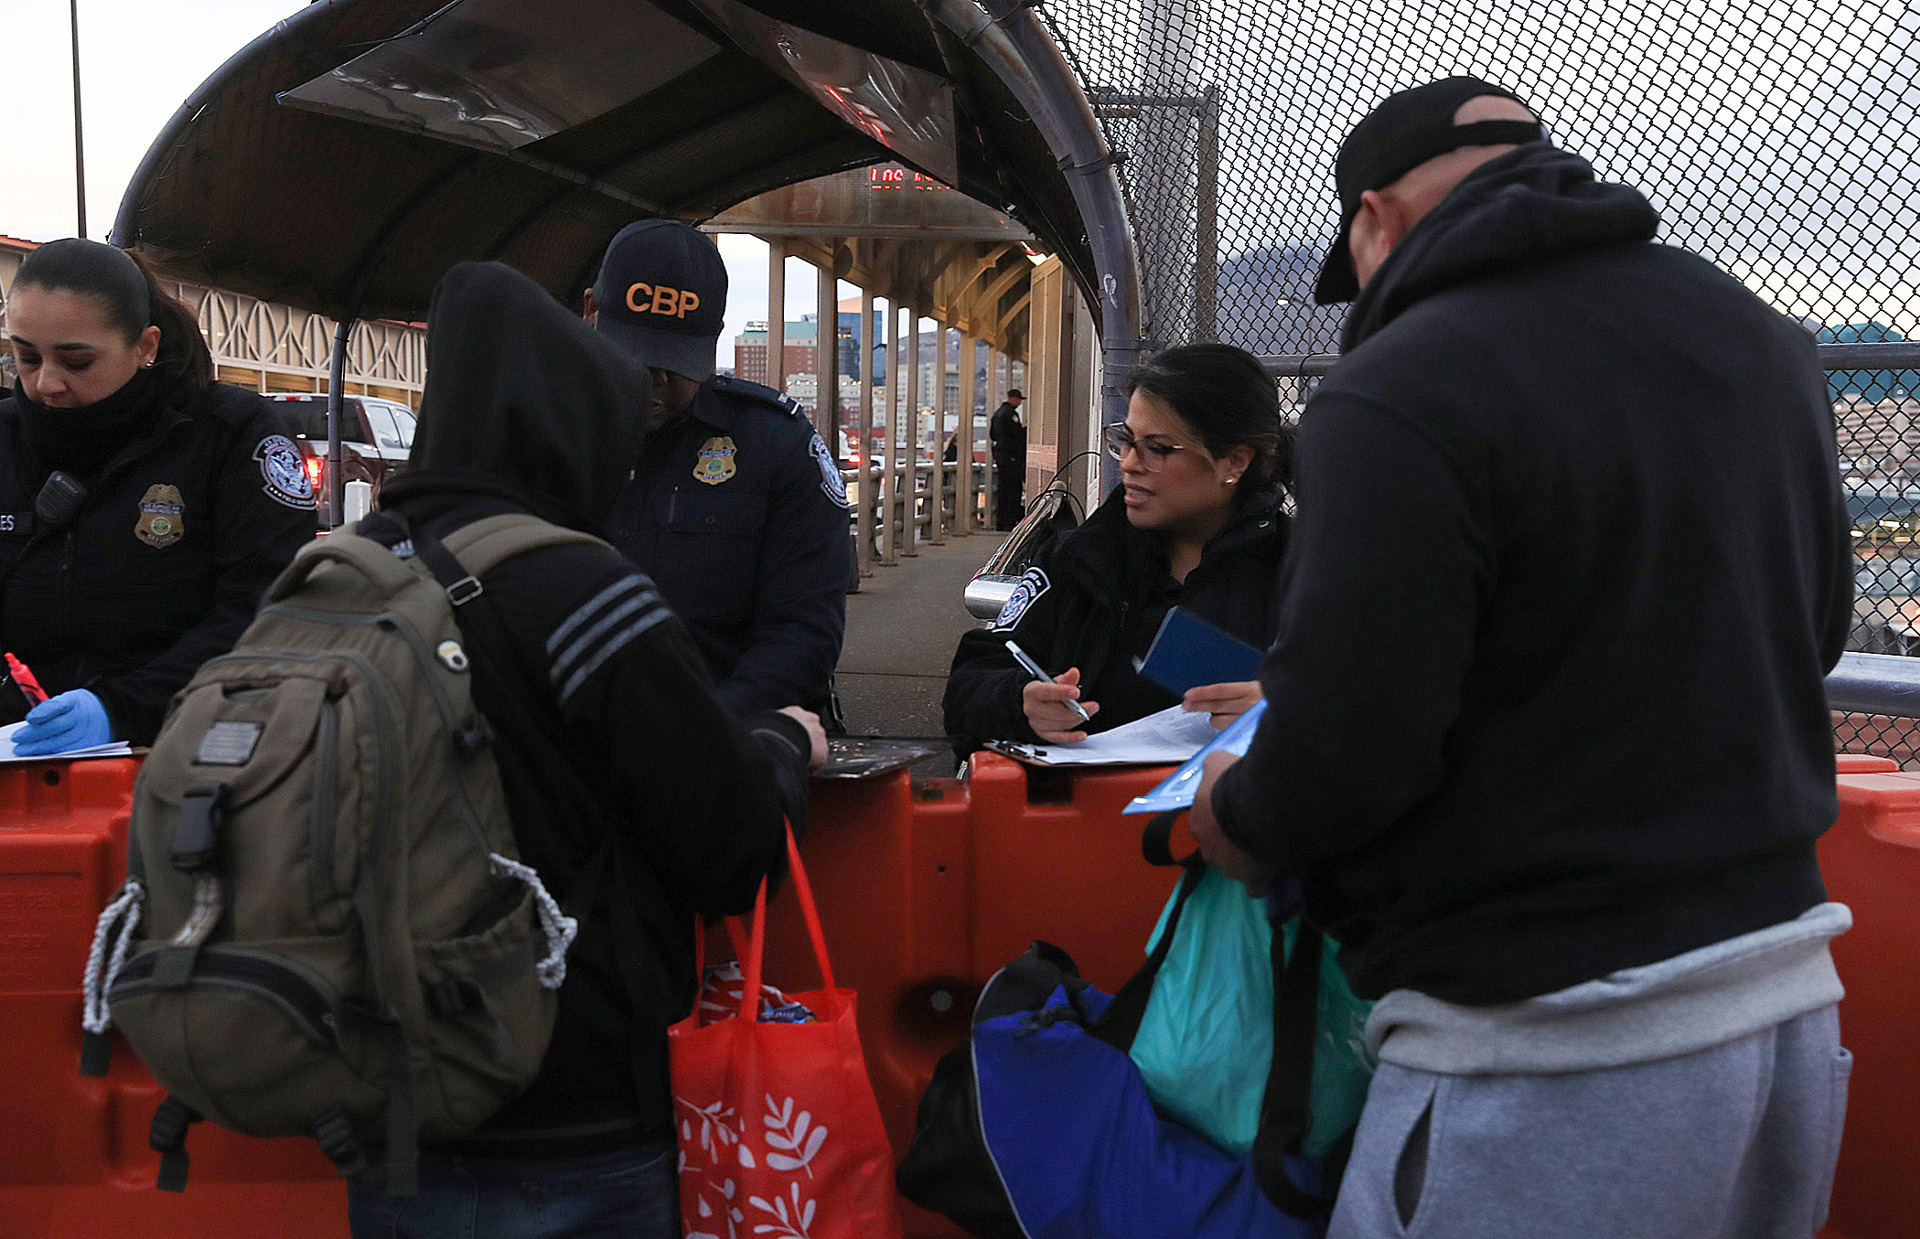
[79,514,605,1195]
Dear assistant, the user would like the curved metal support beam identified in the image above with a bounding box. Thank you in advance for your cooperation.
[921,0,1145,494]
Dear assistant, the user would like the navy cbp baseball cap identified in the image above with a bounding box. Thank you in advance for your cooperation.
[591,219,728,381]
[1313,76,1546,305]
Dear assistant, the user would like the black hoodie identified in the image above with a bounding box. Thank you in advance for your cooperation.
[371,262,812,1155]
[1212,146,1852,1005]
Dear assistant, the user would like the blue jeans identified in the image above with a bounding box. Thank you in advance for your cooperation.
[347,1141,679,1239]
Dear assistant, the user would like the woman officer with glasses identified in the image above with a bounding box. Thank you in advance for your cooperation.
[945,343,1292,753]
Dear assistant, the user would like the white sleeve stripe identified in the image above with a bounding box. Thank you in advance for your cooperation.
[550,589,664,684]
[557,609,674,704]
[547,576,647,654]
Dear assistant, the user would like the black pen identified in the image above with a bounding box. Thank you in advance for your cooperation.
[1004,639,1093,724]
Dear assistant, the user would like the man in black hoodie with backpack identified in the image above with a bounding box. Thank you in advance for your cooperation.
[1190,79,1853,1237]
[347,263,823,1238]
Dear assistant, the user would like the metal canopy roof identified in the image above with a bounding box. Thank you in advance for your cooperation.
[111,0,1097,326]
[707,165,1037,355]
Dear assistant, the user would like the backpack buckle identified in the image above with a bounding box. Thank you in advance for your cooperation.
[444,575,483,605]
[170,783,227,873]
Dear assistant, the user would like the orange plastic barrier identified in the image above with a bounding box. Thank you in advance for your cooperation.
[758,754,1190,1237]
[7,748,1909,1238]
[0,758,345,1238]
[1815,768,1920,1239]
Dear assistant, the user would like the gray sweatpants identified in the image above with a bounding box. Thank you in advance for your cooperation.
[1328,1004,1850,1239]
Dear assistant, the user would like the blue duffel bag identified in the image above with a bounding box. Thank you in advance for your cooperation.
[897,852,1346,1239]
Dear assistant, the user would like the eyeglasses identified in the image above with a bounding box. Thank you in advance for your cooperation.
[1103,423,1206,472]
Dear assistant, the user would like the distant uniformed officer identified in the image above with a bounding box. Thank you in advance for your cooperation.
[990,388,1025,530]
[584,220,850,720]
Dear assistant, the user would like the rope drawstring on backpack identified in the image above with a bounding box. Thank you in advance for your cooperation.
[488,854,577,988]
[82,878,145,1035]
[78,878,146,1077]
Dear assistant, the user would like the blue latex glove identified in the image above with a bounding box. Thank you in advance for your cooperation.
[14,690,112,756]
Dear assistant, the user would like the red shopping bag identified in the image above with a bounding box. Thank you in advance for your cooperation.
[669,825,904,1239]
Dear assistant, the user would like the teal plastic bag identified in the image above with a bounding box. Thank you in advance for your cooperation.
[1129,867,1375,1158]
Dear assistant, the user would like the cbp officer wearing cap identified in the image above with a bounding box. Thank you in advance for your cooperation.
[1186,79,1853,1235]
[585,220,849,721]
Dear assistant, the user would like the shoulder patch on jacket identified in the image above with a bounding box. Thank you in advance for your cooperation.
[547,571,672,706]
[254,435,317,510]
[993,567,1050,631]
[809,431,850,508]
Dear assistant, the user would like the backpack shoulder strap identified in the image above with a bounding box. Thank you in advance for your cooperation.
[1251,915,1336,1219]
[438,513,611,581]
[267,528,422,602]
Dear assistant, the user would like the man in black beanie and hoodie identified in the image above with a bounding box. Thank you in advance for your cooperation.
[346,262,823,1239]
[1188,79,1853,1236]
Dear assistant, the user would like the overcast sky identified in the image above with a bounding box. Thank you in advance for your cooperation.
[1051,0,1920,340]
[0,0,838,347]
[14,0,1911,353]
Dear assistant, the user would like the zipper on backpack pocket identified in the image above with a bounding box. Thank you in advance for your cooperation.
[112,947,343,1046]
[311,696,340,905]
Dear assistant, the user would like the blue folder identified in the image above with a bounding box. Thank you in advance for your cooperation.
[1124,700,1267,815]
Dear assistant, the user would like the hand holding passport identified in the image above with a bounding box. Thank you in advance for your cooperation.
[1136,607,1266,728]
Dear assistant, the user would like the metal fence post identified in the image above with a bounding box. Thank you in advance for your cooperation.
[931,321,950,544]
[766,237,785,395]
[902,310,920,556]
[958,334,978,534]
[881,302,901,567]
[815,247,837,442]
[857,288,876,576]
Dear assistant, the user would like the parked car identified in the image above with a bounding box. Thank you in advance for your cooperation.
[265,394,417,523]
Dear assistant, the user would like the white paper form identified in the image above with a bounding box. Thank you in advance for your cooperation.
[0,720,132,764]
[987,703,1220,767]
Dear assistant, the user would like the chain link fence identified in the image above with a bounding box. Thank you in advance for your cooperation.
[1039,0,1920,760]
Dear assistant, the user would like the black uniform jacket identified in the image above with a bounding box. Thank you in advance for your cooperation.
[607,375,850,717]
[1212,145,1853,1005]
[0,382,315,743]
[381,262,812,1156]
[989,401,1025,466]
[945,485,1289,753]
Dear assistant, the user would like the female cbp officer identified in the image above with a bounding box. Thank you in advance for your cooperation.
[0,238,316,753]
[945,344,1292,752]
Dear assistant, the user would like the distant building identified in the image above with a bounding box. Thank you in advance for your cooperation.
[733,318,819,390]
[1821,322,1920,404]
[0,233,423,404]
[837,295,886,383]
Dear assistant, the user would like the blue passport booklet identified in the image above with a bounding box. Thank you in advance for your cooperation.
[1136,607,1265,697]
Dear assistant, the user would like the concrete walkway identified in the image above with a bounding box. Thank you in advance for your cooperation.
[836,533,1006,748]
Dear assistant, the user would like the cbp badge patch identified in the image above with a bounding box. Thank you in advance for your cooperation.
[810,432,850,508]
[254,435,316,510]
[993,567,1050,630]
[135,484,186,548]
[694,435,738,486]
